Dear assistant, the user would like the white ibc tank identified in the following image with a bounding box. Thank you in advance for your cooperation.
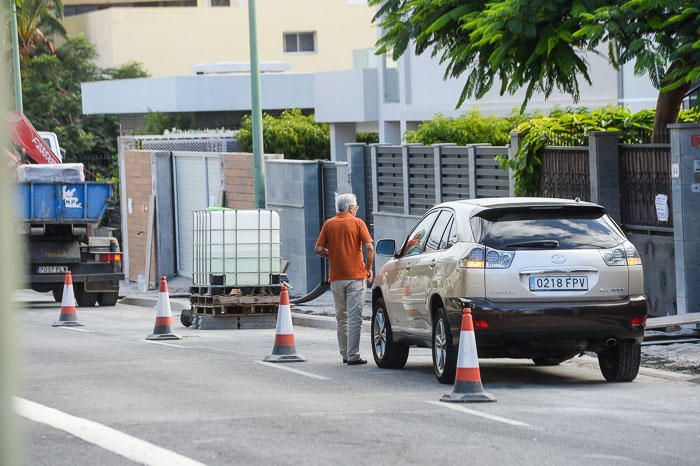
[192,209,281,286]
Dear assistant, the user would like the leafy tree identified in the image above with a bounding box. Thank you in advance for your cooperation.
[369,0,700,141]
[237,109,330,160]
[15,0,66,57]
[21,35,148,169]
[143,111,192,135]
[405,110,517,145]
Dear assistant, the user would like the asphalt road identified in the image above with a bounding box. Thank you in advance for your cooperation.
[11,292,700,465]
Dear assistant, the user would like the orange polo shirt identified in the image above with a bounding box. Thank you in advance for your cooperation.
[316,212,373,281]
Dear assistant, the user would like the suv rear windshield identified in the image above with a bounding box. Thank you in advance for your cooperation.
[470,206,625,250]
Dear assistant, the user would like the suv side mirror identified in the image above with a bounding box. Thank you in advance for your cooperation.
[376,239,396,256]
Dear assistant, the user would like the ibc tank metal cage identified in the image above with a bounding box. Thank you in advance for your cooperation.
[192,209,281,287]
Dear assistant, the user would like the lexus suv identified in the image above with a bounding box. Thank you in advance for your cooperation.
[371,198,647,383]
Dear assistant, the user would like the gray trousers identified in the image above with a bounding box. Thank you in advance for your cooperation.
[330,279,366,361]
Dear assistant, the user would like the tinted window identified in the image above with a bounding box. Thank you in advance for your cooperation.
[425,211,452,252]
[471,206,625,250]
[402,211,439,256]
[440,216,458,250]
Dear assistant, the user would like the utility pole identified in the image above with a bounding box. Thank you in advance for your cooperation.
[9,0,23,112]
[247,0,266,208]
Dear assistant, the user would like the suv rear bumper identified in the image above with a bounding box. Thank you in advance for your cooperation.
[453,296,647,358]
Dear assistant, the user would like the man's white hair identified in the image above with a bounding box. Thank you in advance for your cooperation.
[335,193,357,213]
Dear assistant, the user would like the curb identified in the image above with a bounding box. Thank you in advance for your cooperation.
[119,296,189,313]
[292,312,371,334]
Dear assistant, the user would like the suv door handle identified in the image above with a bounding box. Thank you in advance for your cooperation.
[428,263,436,269]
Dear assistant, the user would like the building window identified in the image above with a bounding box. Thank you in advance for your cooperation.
[283,32,316,53]
[211,0,230,6]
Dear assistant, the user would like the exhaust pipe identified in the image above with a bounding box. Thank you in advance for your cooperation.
[605,338,618,348]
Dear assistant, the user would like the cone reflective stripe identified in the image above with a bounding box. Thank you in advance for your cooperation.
[441,307,495,403]
[265,287,305,362]
[147,276,180,340]
[53,271,83,327]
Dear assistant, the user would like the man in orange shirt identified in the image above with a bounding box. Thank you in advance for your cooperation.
[315,193,375,365]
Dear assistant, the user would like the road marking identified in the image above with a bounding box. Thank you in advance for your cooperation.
[14,397,208,466]
[256,361,330,380]
[58,327,91,333]
[144,340,189,349]
[425,401,533,428]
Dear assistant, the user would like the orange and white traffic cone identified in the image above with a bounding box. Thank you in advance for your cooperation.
[53,271,83,327]
[146,276,181,341]
[441,307,496,403]
[264,286,305,362]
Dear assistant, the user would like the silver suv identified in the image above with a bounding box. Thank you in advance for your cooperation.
[372,198,647,384]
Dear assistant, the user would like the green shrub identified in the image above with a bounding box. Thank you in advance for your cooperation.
[404,110,517,146]
[500,106,700,196]
[356,132,379,144]
[237,109,330,160]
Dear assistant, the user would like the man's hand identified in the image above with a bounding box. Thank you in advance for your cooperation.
[366,268,374,284]
[315,246,329,258]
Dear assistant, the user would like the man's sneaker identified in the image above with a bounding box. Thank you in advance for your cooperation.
[347,358,367,366]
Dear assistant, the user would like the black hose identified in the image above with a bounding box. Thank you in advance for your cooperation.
[290,282,330,305]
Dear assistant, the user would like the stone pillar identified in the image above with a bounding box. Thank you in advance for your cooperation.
[588,131,621,222]
[669,124,700,314]
[346,143,368,224]
[401,145,410,215]
[508,132,521,196]
[329,123,356,162]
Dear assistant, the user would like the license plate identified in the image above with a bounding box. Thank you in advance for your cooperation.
[529,275,588,292]
[36,266,68,274]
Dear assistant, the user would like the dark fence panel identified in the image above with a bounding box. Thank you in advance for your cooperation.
[376,147,404,213]
[619,144,673,229]
[475,146,509,198]
[80,153,118,181]
[440,146,469,202]
[407,146,435,215]
[539,146,590,200]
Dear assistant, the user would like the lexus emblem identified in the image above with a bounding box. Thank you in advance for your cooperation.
[552,254,566,264]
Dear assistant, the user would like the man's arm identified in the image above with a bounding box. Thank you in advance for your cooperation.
[364,242,375,282]
[315,224,329,257]
[315,245,329,258]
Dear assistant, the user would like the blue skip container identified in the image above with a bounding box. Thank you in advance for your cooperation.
[16,182,113,223]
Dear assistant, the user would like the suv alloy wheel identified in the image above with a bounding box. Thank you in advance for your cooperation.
[371,298,409,369]
[432,307,458,384]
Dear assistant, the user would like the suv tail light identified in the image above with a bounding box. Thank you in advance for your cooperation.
[460,247,514,269]
[599,241,641,267]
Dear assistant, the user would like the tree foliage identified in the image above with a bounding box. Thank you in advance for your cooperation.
[21,35,149,166]
[237,109,330,160]
[369,0,700,137]
[15,0,66,56]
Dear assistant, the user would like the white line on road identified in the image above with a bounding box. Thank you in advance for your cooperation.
[14,397,208,466]
[425,401,533,428]
[144,340,189,349]
[256,360,330,380]
[58,327,91,333]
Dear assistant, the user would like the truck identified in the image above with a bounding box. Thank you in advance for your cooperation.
[8,111,124,306]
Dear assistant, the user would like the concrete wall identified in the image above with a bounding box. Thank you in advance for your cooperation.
[265,160,323,295]
[63,0,376,77]
[627,232,676,317]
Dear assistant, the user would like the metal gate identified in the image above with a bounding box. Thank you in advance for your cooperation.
[173,152,223,277]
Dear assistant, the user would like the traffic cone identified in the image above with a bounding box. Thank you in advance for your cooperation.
[53,271,83,327]
[440,307,496,403]
[264,286,305,362]
[147,276,181,341]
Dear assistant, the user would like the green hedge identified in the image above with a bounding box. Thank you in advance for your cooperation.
[501,106,700,196]
[404,110,520,146]
[237,109,330,160]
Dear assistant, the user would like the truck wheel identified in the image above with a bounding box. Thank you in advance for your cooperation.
[75,285,97,307]
[180,308,194,327]
[598,341,641,382]
[97,292,119,307]
[52,288,63,303]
